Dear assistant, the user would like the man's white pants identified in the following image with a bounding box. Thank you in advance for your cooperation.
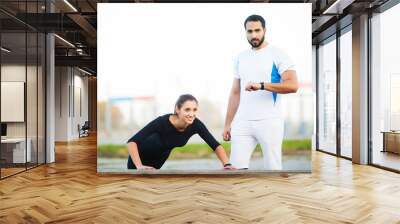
[230,118,284,170]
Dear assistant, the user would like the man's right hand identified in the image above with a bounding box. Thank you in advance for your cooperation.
[223,126,231,141]
[136,165,156,170]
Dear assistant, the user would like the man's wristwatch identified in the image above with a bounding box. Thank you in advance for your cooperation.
[259,82,264,90]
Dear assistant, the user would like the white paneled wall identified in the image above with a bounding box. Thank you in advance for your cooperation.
[55,67,89,141]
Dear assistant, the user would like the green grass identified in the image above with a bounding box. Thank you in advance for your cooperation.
[98,144,128,158]
[98,139,311,159]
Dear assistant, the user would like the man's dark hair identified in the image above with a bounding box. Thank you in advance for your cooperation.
[244,14,266,29]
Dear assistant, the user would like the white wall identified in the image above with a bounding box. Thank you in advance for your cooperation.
[55,66,69,141]
[55,67,89,141]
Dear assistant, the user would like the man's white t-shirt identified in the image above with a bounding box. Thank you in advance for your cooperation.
[233,45,295,121]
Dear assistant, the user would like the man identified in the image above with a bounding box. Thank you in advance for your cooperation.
[223,14,298,170]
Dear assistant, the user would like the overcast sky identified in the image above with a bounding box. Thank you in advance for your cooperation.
[98,3,311,115]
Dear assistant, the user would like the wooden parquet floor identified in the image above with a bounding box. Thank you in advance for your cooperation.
[1,134,399,223]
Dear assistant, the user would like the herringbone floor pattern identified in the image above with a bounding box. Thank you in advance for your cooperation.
[1,134,400,223]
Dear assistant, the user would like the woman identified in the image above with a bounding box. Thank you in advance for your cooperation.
[127,94,235,170]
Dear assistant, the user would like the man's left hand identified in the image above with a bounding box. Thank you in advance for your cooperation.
[245,82,262,91]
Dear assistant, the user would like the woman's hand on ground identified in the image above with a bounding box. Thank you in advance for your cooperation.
[223,165,237,170]
[137,165,156,170]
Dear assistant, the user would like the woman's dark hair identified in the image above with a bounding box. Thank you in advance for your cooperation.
[174,94,198,114]
[244,14,266,29]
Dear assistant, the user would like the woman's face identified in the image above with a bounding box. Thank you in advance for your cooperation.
[176,100,198,125]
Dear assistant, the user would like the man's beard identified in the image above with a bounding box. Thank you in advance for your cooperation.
[248,35,265,48]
